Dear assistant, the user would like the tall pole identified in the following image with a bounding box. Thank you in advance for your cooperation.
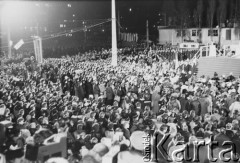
[234,0,237,26]
[111,0,118,66]
[7,26,11,58]
[175,51,178,70]
[84,28,87,43]
[118,10,121,41]
[165,13,167,26]
[0,5,2,59]
[36,22,39,36]
[146,20,149,48]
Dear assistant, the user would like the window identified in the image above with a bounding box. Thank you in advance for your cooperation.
[192,30,201,36]
[208,29,218,36]
[177,30,186,37]
[226,29,231,40]
[213,30,218,36]
[177,30,181,37]
[208,30,211,36]
[192,30,197,36]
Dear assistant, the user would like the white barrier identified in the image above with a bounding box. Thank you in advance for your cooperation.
[25,133,67,163]
[179,43,199,49]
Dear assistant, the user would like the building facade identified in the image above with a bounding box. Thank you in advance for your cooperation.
[158,27,240,47]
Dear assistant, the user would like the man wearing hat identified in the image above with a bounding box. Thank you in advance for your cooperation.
[117,131,148,163]
[17,117,26,130]
[167,93,181,111]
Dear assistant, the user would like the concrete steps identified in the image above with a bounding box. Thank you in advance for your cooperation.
[197,57,240,78]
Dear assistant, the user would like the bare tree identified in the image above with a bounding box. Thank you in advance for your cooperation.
[234,0,240,38]
[175,0,189,42]
[193,0,203,43]
[196,0,203,28]
[228,0,235,27]
[217,0,227,46]
[235,0,240,24]
[161,0,177,26]
[207,0,216,41]
[217,0,227,26]
[193,9,198,28]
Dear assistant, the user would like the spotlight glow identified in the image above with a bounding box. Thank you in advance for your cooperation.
[1,1,33,25]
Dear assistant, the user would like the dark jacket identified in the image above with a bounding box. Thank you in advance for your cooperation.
[93,84,100,95]
[190,99,202,116]
[85,81,93,97]
[106,87,114,100]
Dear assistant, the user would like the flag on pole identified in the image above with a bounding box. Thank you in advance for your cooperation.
[9,40,13,47]
[33,37,43,63]
[14,39,24,50]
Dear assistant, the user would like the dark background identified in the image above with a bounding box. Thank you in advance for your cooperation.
[1,0,240,50]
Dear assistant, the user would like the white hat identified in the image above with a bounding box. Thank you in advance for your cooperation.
[130,131,148,151]
[89,95,94,99]
[117,151,145,163]
[92,143,109,157]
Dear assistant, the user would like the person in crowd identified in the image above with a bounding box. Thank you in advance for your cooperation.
[0,46,240,163]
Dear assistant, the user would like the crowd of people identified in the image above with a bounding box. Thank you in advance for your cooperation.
[0,46,240,163]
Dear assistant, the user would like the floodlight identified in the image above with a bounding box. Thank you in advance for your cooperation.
[1,1,33,25]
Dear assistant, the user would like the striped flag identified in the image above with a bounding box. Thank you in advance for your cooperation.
[33,37,43,63]
[14,39,24,50]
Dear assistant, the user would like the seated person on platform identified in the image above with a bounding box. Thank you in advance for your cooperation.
[226,46,231,56]
[231,51,236,57]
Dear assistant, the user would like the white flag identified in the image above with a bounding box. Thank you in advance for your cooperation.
[14,39,24,50]
[33,37,43,63]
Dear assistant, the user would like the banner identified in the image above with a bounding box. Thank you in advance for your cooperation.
[33,37,43,63]
[120,33,138,42]
[14,39,24,50]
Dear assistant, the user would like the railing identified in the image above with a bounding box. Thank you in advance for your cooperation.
[192,50,200,60]
[192,45,211,59]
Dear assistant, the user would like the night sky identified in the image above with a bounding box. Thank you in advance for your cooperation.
[0,1,177,36]
[1,0,239,46]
